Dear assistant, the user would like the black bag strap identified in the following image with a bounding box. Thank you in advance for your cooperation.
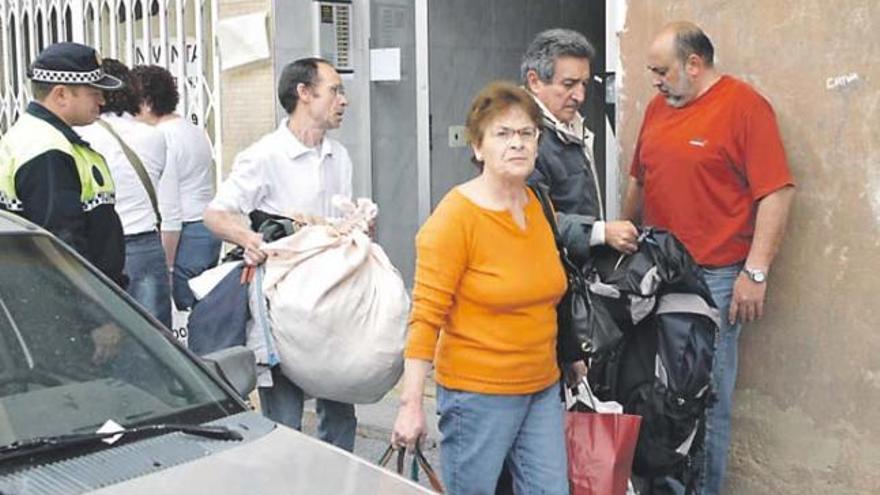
[529,184,581,275]
[378,443,399,469]
[529,184,562,248]
[97,119,162,228]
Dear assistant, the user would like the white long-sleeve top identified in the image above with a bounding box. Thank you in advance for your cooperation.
[157,117,216,231]
[77,113,181,235]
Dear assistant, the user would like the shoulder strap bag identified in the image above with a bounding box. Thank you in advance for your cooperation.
[97,119,161,228]
[529,184,594,363]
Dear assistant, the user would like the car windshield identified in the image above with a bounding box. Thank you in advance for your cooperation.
[0,233,243,449]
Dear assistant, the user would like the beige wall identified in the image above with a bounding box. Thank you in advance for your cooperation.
[618,1,880,494]
[218,0,276,177]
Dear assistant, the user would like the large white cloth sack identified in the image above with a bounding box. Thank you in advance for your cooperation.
[261,197,408,404]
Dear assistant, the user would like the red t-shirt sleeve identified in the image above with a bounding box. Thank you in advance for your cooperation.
[739,95,795,200]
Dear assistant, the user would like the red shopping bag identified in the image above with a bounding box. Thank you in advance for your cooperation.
[565,380,641,495]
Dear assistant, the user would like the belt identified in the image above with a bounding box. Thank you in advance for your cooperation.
[124,229,159,240]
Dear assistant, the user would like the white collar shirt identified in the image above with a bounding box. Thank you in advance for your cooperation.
[76,113,178,235]
[531,94,597,168]
[210,119,353,219]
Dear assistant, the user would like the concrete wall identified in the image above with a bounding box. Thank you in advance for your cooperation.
[369,0,419,285]
[218,0,276,177]
[617,2,880,493]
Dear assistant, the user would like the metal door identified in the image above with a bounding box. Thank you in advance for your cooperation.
[0,0,222,168]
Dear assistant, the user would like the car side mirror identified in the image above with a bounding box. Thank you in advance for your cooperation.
[201,346,257,398]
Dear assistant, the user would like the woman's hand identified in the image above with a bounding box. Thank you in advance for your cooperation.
[391,358,433,449]
[391,400,426,450]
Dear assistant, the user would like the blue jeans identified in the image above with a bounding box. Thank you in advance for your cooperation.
[437,383,569,495]
[172,220,221,309]
[123,231,172,328]
[698,263,743,495]
[258,366,357,452]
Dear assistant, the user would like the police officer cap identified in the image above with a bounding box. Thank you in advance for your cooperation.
[29,42,123,90]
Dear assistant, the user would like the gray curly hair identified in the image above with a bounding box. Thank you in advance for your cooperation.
[520,28,595,83]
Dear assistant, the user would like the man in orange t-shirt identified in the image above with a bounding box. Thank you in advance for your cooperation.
[622,22,795,495]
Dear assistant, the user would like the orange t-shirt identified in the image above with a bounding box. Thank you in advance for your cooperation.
[630,76,795,266]
[405,187,566,395]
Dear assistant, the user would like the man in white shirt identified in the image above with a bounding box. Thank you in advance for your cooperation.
[131,65,221,310]
[204,58,355,451]
[77,59,179,328]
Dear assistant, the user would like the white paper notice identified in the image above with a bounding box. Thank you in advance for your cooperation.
[217,11,270,70]
[370,48,401,81]
[97,419,125,445]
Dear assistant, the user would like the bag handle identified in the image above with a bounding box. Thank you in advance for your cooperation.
[565,378,628,415]
[378,443,445,493]
[412,443,444,492]
[97,119,162,228]
[564,378,598,411]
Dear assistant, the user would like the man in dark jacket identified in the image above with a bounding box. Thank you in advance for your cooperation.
[0,42,126,287]
[523,29,639,256]
[492,29,645,495]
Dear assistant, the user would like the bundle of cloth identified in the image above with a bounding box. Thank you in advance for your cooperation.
[260,197,409,404]
[187,197,409,404]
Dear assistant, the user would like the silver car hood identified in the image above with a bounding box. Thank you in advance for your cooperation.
[89,419,430,495]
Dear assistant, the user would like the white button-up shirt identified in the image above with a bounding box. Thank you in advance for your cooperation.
[210,120,353,385]
[157,117,216,230]
[210,119,353,218]
[77,113,181,235]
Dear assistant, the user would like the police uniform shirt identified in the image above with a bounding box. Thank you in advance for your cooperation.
[2,101,126,286]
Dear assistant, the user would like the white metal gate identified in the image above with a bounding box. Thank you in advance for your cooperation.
[0,0,221,167]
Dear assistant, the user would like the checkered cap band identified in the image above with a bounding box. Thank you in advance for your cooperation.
[31,67,104,84]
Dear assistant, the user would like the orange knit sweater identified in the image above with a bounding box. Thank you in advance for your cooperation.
[405,187,566,394]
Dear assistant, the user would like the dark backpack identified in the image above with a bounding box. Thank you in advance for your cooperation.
[585,229,719,491]
[189,211,300,356]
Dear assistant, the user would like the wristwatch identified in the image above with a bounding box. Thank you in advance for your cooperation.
[742,267,767,283]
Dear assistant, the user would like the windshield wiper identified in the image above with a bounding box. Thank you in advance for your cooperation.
[0,423,242,463]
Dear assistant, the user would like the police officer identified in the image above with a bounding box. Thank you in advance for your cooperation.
[0,42,127,287]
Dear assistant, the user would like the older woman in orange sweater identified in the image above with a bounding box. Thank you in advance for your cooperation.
[391,82,572,494]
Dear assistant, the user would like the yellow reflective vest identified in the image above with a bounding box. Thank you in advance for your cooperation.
[0,113,116,212]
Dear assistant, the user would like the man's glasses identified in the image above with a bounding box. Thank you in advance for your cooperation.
[328,84,346,97]
[307,82,346,97]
